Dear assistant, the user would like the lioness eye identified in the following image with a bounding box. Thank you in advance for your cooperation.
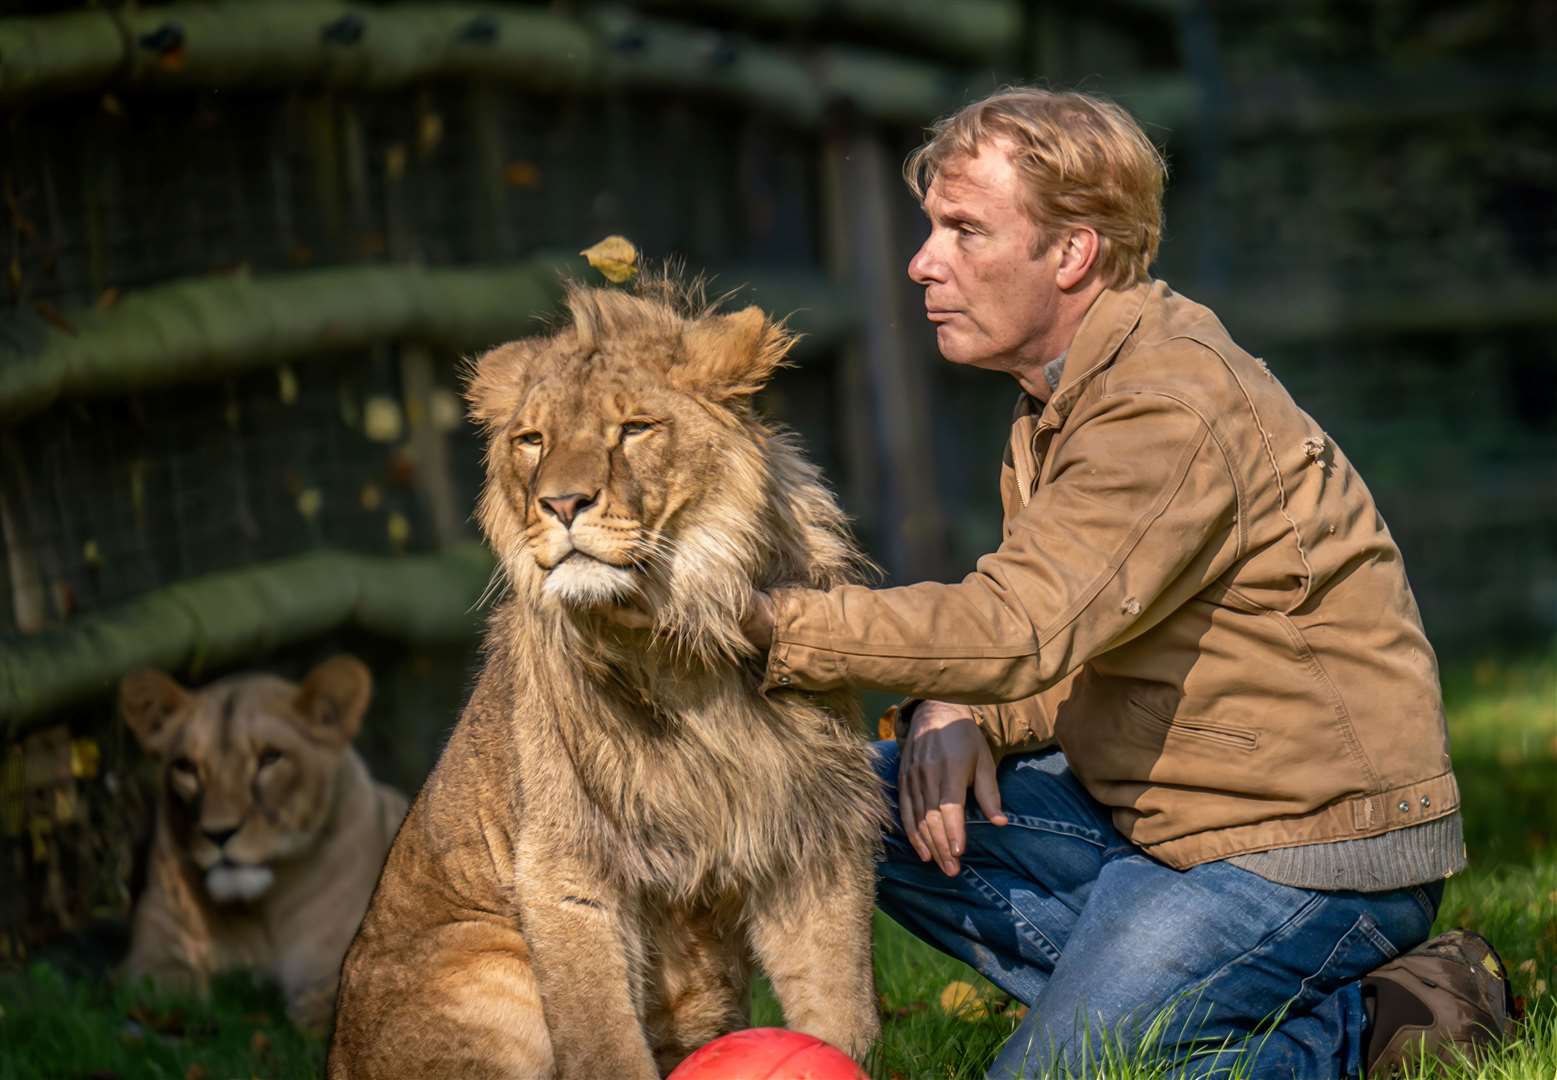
[512,430,543,448]
[171,757,197,776]
[620,420,654,437]
[258,748,283,769]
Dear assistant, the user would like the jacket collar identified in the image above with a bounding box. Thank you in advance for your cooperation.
[1037,280,1154,429]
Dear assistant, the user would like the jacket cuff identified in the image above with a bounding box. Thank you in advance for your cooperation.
[760,587,847,693]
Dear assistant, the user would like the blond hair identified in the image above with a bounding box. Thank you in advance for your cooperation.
[904,87,1167,288]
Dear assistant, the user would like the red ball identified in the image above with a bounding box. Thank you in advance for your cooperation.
[667,1028,869,1080]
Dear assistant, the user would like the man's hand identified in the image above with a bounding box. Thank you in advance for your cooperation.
[740,589,775,652]
[899,701,1007,876]
[595,589,775,654]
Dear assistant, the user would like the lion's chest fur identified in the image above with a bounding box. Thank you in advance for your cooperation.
[516,668,879,902]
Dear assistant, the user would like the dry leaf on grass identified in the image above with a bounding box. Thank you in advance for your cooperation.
[938,979,990,1020]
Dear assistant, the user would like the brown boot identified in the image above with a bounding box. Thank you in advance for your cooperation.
[1361,930,1517,1075]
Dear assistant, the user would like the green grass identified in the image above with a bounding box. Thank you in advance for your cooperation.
[2,648,1552,1078]
[0,965,323,1080]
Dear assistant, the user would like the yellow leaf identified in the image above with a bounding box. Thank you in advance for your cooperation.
[938,980,988,1020]
[581,235,639,284]
[387,512,411,549]
[364,397,403,443]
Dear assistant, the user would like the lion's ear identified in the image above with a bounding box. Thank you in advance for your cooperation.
[679,306,795,400]
[119,670,192,755]
[294,655,372,747]
[465,340,541,432]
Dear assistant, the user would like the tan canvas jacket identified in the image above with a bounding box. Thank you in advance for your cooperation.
[762,280,1459,869]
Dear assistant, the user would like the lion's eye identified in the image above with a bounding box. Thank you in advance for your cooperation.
[620,420,655,438]
[258,748,284,769]
[511,430,543,448]
[171,757,197,777]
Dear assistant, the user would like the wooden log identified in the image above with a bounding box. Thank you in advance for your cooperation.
[0,259,856,421]
[0,3,983,130]
[0,10,123,101]
[0,544,495,735]
[634,0,1022,66]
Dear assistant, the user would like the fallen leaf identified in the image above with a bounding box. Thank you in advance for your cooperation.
[33,300,76,336]
[387,512,411,549]
[418,111,444,155]
[364,397,403,443]
[581,235,639,284]
[877,705,898,741]
[95,286,120,310]
[504,161,542,188]
[939,979,988,1020]
[249,1030,270,1057]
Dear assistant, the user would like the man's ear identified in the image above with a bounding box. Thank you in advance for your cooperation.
[294,655,372,747]
[677,306,796,400]
[119,670,192,755]
[1055,226,1101,290]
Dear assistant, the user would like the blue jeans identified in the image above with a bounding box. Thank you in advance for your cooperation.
[872,742,1441,1079]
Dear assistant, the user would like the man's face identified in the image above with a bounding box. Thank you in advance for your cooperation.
[908,140,1061,374]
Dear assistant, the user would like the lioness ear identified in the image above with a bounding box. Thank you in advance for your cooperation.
[119,670,192,755]
[679,306,795,400]
[294,655,372,747]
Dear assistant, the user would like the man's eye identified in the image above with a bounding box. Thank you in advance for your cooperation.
[512,430,543,447]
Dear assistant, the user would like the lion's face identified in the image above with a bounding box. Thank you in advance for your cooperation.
[468,282,796,638]
[492,364,745,610]
[119,657,373,904]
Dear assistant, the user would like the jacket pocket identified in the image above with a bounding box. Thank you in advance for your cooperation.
[1128,696,1260,752]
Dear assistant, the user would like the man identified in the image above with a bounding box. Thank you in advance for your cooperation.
[737,89,1513,1077]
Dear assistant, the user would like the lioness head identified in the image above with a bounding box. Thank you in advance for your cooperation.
[118,656,372,903]
[466,272,863,660]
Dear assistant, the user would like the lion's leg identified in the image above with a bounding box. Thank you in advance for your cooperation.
[747,862,880,1061]
[330,919,553,1080]
[515,858,661,1080]
[644,907,752,1073]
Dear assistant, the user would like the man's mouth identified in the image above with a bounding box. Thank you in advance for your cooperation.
[925,308,960,324]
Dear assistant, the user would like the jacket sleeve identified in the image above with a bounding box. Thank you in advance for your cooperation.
[761,390,1239,706]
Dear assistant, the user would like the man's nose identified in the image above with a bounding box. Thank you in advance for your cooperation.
[907,237,943,286]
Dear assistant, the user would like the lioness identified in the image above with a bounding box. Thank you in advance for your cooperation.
[329,276,886,1078]
[118,656,408,1029]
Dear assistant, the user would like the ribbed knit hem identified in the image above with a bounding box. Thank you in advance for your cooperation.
[1227,811,1466,892]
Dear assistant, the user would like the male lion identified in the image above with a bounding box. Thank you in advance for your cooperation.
[328,276,885,1079]
[118,656,408,1029]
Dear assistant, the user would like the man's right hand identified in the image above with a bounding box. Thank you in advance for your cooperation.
[899,700,1008,877]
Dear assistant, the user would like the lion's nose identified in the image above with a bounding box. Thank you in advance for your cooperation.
[539,492,597,527]
[204,826,239,848]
